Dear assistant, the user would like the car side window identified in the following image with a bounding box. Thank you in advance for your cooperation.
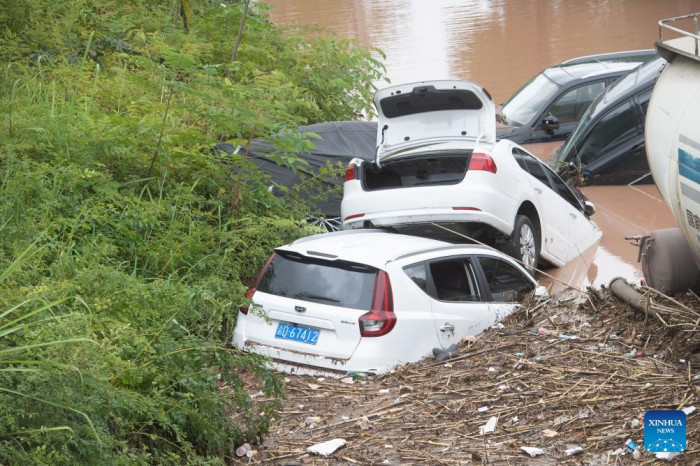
[576,100,638,165]
[513,148,553,188]
[403,263,428,292]
[477,256,534,302]
[636,87,653,118]
[542,164,582,210]
[547,81,606,124]
[427,258,481,302]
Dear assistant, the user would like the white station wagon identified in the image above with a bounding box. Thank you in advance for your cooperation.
[232,230,536,376]
[341,80,602,272]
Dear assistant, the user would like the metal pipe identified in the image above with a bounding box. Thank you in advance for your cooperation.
[609,277,653,317]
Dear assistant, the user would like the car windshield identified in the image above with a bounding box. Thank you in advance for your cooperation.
[501,73,561,126]
[258,251,377,310]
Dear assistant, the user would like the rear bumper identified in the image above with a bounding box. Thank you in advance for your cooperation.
[233,330,430,376]
[342,208,512,235]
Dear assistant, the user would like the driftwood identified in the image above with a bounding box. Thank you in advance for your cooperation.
[236,287,699,465]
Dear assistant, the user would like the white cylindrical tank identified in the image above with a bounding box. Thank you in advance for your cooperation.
[645,16,700,270]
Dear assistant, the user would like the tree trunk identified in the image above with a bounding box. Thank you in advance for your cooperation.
[180,0,189,33]
[227,0,251,79]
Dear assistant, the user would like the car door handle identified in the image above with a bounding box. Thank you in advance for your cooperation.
[440,323,455,332]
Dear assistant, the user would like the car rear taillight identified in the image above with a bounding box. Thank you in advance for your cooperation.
[239,253,275,315]
[344,164,357,182]
[468,152,497,173]
[359,270,396,337]
[344,213,365,222]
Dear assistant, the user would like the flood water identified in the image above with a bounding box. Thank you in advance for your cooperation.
[262,0,699,292]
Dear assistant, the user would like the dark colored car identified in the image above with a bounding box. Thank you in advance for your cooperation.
[496,50,657,144]
[555,57,667,185]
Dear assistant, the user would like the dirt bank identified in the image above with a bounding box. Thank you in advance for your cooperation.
[236,286,699,465]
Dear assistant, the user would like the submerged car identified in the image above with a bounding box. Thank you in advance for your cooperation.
[555,57,667,185]
[341,80,602,272]
[497,49,656,145]
[232,230,536,375]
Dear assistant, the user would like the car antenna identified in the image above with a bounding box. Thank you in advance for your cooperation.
[374,124,389,168]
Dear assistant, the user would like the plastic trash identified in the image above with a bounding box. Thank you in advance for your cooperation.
[625,439,638,452]
[656,452,680,461]
[565,445,583,456]
[610,448,627,456]
[530,327,551,335]
[520,446,545,457]
[630,418,641,428]
[477,406,489,412]
[479,416,498,435]
[433,343,459,362]
[541,429,558,437]
[622,348,638,358]
[535,285,549,298]
[235,443,252,457]
[307,438,347,456]
[682,406,696,415]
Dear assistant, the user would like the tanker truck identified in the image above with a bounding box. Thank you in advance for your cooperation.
[638,13,700,294]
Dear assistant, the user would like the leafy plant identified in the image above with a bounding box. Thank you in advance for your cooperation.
[0,0,385,462]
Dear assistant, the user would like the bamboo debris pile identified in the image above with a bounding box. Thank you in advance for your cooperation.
[638,287,700,340]
[244,288,699,465]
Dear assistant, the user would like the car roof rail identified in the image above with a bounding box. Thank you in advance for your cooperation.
[561,49,656,66]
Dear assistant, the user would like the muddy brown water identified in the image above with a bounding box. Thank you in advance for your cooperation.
[262,0,698,292]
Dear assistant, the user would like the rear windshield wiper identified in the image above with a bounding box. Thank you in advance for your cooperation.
[294,292,340,303]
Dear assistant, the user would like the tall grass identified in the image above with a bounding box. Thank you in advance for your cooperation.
[0,0,384,462]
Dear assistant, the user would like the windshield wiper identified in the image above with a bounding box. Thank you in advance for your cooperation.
[294,292,340,303]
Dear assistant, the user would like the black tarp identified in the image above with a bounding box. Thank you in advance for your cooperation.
[215,121,377,217]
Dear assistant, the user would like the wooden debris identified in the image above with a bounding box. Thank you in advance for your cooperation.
[235,288,699,464]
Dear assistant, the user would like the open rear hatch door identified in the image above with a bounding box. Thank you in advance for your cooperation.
[374,80,496,163]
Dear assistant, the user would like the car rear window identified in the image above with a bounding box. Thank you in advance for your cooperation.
[257,251,377,310]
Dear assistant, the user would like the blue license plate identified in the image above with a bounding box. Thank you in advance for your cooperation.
[274,322,320,345]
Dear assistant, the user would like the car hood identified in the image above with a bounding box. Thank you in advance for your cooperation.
[374,80,496,163]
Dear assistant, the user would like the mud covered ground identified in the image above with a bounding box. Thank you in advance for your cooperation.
[235,286,699,465]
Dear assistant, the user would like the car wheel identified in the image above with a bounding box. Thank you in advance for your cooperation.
[505,215,539,275]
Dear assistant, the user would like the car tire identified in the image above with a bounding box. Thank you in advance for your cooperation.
[504,215,539,275]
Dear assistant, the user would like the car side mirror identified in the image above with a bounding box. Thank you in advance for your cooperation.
[541,114,560,133]
[584,200,595,217]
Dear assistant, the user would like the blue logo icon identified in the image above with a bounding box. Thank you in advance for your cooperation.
[644,410,686,453]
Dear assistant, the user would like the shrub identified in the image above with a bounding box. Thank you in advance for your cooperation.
[0,0,385,462]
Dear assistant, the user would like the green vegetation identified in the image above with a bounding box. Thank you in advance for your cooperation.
[0,0,385,462]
